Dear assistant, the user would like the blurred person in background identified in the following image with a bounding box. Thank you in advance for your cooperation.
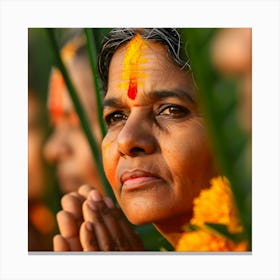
[43,35,104,195]
[211,28,252,168]
[43,34,106,251]
[211,28,252,133]
[28,88,56,251]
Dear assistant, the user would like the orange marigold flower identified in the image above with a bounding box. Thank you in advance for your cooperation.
[176,230,247,252]
[175,176,247,252]
[29,204,56,235]
[191,176,242,233]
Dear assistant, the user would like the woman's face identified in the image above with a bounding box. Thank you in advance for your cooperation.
[44,59,103,194]
[102,39,217,226]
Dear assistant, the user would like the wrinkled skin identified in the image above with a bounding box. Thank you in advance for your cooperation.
[101,40,217,246]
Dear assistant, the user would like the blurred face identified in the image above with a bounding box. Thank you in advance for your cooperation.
[102,37,217,227]
[28,94,47,200]
[44,58,103,194]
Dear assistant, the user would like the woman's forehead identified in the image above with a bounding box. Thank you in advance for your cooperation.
[106,40,194,101]
[109,40,172,73]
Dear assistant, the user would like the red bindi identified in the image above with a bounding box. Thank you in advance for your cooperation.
[127,78,137,100]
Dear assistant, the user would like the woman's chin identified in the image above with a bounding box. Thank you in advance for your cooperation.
[128,218,155,226]
[122,208,156,225]
[122,206,172,226]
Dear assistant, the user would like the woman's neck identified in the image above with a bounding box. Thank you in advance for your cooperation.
[153,212,192,248]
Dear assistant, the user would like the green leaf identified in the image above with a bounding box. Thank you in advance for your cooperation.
[204,223,244,243]
[84,28,107,137]
[181,28,252,249]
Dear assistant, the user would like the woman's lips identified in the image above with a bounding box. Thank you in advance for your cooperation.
[120,169,162,191]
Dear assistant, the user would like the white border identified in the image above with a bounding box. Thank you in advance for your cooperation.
[1,0,279,279]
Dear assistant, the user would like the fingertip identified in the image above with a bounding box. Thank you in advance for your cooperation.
[82,199,99,222]
[85,221,94,232]
[61,193,71,204]
[53,234,60,242]
[56,210,64,220]
[53,234,69,251]
[69,192,85,203]
[87,200,97,211]
[78,184,95,197]
[61,193,83,220]
[103,197,115,209]
[61,193,75,209]
[56,210,79,237]
[89,189,102,202]
[80,221,99,251]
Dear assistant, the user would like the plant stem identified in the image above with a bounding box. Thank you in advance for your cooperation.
[182,28,251,249]
[84,28,107,137]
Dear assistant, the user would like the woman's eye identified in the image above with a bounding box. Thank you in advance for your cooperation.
[104,111,128,127]
[158,105,190,118]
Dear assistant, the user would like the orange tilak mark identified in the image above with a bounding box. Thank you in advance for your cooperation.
[102,140,114,151]
[119,33,148,99]
[48,69,65,124]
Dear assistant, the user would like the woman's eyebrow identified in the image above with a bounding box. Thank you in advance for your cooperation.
[152,89,195,103]
[103,89,195,109]
[103,97,124,109]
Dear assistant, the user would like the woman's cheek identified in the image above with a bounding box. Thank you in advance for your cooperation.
[102,138,118,190]
[104,163,116,188]
[167,124,210,178]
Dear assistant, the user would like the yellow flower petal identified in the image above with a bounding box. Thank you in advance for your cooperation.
[191,176,242,233]
[176,230,247,252]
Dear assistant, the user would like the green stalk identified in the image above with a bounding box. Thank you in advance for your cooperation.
[45,28,114,199]
[182,28,251,248]
[84,28,107,137]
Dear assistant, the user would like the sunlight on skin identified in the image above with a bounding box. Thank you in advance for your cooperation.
[48,69,65,125]
[48,69,80,127]
[102,139,114,151]
[103,33,151,176]
[48,37,85,126]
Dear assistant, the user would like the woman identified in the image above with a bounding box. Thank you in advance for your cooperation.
[43,35,104,195]
[54,28,218,251]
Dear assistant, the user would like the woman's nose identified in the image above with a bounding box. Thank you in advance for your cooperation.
[43,130,72,164]
[117,114,156,157]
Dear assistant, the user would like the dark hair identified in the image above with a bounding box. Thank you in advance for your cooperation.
[97,28,190,93]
